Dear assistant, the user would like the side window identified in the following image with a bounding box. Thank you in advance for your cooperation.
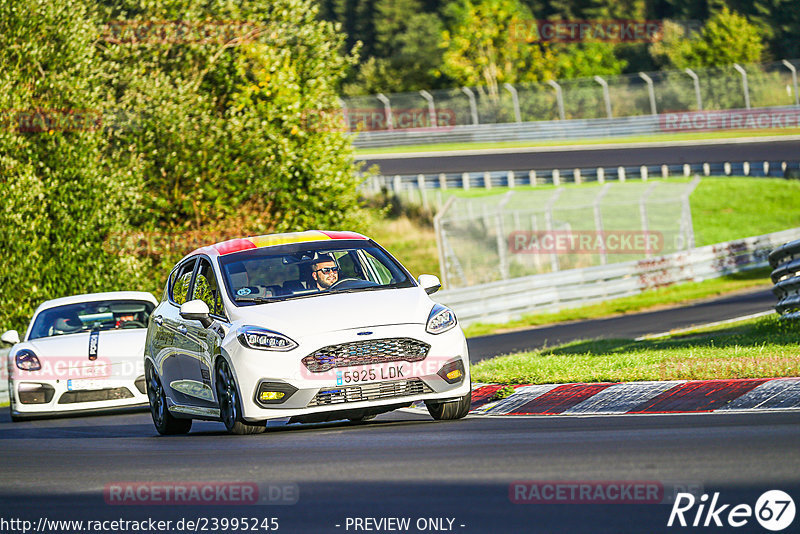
[170,260,195,305]
[192,259,224,316]
[364,251,393,284]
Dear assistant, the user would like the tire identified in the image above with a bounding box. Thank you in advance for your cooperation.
[146,366,192,435]
[425,388,472,421]
[216,359,265,435]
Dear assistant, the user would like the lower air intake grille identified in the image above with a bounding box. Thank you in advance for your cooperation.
[308,378,432,407]
[58,387,134,404]
[302,338,430,372]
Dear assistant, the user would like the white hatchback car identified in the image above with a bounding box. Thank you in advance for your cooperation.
[3,292,157,420]
[144,230,471,435]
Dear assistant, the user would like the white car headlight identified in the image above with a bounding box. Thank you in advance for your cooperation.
[237,326,298,352]
[426,304,457,335]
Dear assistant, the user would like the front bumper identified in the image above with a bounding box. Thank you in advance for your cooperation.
[8,376,149,418]
[227,324,471,422]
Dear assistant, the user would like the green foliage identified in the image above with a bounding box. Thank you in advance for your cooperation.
[0,0,146,333]
[650,7,764,69]
[0,0,369,333]
[441,0,557,99]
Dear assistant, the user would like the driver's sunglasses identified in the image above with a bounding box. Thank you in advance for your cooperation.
[314,266,339,274]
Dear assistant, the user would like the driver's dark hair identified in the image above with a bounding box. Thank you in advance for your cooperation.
[312,253,335,266]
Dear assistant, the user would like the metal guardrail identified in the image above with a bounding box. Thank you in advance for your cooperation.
[351,105,800,148]
[770,239,800,318]
[432,227,800,326]
[367,160,800,197]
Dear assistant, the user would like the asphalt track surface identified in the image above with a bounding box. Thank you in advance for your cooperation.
[467,287,777,363]
[1,410,798,533]
[359,139,800,175]
[1,288,796,533]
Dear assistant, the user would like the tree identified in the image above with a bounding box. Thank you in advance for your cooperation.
[0,0,145,332]
[441,0,557,99]
[650,7,764,69]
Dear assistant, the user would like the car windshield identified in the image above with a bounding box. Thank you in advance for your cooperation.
[28,300,155,340]
[219,241,414,305]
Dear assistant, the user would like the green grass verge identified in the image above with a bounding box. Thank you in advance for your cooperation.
[463,267,772,338]
[0,402,8,408]
[355,129,800,156]
[471,314,800,384]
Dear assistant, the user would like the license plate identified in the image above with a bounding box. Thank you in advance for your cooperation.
[336,364,405,385]
[67,379,106,391]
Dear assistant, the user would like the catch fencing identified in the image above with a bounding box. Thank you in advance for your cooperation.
[345,59,800,148]
[432,228,800,327]
[770,239,800,319]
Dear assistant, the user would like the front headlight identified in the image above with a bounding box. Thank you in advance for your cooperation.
[237,326,298,351]
[426,304,457,335]
[15,349,42,371]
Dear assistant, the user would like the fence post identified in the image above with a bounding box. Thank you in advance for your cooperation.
[417,174,429,210]
[419,90,438,128]
[462,172,471,190]
[661,164,669,178]
[529,169,537,186]
[640,165,648,181]
[733,64,751,110]
[484,171,492,189]
[685,68,703,111]
[574,168,582,184]
[547,80,566,121]
[393,175,402,193]
[597,167,605,184]
[504,83,522,123]
[617,166,626,182]
[782,60,799,107]
[439,173,447,190]
[638,72,657,115]
[462,87,480,125]
[743,161,750,176]
[683,164,691,177]
[594,75,613,118]
[552,169,560,186]
[593,183,612,265]
[377,93,394,130]
[508,170,515,188]
[724,162,731,176]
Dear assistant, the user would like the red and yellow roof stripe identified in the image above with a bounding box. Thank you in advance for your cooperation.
[213,230,368,256]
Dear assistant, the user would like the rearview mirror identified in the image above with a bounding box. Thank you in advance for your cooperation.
[1,330,20,345]
[418,274,442,295]
[180,300,212,328]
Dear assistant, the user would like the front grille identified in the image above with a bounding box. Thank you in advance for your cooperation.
[308,378,432,407]
[302,338,430,372]
[58,387,134,404]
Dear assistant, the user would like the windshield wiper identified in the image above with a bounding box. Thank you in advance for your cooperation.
[233,296,282,303]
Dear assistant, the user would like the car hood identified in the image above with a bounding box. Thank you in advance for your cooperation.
[22,329,146,361]
[228,286,434,336]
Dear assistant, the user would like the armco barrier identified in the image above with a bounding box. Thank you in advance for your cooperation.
[770,239,800,318]
[433,228,800,326]
[367,160,800,196]
[352,106,800,149]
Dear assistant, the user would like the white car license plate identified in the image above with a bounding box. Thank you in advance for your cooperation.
[67,379,107,391]
[336,364,405,385]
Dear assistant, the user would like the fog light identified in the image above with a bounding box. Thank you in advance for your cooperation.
[446,369,462,381]
[18,383,55,404]
[437,359,466,384]
[259,391,285,402]
[254,381,297,407]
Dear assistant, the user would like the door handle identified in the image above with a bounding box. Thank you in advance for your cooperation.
[178,325,188,335]
[153,316,163,326]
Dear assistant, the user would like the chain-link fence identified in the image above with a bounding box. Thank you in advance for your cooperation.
[341,59,800,130]
[434,179,699,288]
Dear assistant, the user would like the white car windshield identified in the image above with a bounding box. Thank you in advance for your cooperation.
[29,300,155,339]
[219,241,414,305]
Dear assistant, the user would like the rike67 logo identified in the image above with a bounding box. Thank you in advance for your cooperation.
[668,490,795,531]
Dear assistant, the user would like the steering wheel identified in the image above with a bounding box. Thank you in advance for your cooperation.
[330,277,360,288]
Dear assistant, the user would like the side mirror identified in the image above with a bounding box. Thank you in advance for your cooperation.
[180,300,212,328]
[1,330,20,345]
[418,274,442,295]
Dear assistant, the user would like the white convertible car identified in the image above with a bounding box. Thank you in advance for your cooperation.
[145,230,471,435]
[3,292,158,420]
